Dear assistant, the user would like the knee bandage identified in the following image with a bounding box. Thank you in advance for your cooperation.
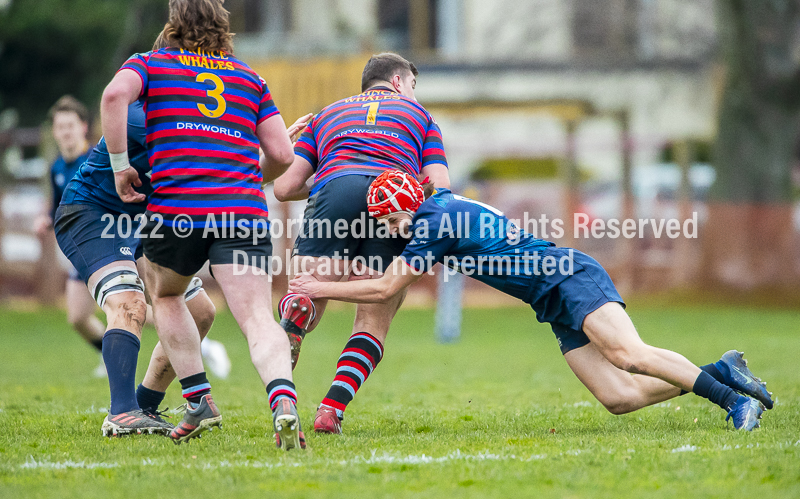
[90,267,145,308]
[184,277,204,302]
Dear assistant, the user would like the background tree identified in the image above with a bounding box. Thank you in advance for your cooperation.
[0,0,166,126]
[704,0,800,289]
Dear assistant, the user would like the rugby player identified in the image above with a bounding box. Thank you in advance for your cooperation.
[35,96,105,376]
[103,0,307,449]
[273,53,450,434]
[290,171,773,431]
[54,97,219,436]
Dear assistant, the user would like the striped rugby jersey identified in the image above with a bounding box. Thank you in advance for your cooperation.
[294,86,447,195]
[119,47,279,226]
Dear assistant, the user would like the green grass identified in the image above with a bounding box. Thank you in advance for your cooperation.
[1,301,799,498]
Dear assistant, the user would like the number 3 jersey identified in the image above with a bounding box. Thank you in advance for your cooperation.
[400,189,555,301]
[119,47,279,226]
[294,86,447,195]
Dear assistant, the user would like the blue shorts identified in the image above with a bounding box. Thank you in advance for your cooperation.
[293,175,408,272]
[54,204,143,284]
[526,247,625,355]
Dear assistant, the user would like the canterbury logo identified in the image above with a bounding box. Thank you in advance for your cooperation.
[120,247,133,256]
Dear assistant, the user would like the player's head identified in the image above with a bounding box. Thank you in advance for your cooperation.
[367,170,425,235]
[361,53,418,101]
[48,95,89,160]
[160,0,234,54]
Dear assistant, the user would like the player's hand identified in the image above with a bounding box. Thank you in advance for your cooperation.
[114,167,146,203]
[289,272,322,298]
[287,113,313,144]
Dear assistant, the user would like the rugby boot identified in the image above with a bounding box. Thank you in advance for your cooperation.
[716,350,773,409]
[170,394,222,444]
[142,406,172,425]
[101,409,173,437]
[278,293,316,370]
[272,398,305,451]
[726,396,764,431]
[313,405,343,435]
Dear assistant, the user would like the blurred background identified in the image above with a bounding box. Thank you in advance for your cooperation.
[2,0,800,310]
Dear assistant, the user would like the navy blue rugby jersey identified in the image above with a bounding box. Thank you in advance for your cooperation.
[61,100,152,215]
[400,189,555,301]
[49,149,90,219]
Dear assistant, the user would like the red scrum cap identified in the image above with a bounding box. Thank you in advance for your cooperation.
[367,170,425,218]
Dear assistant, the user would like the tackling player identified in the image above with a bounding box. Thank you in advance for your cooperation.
[104,0,307,449]
[273,53,450,434]
[35,96,105,376]
[290,171,773,431]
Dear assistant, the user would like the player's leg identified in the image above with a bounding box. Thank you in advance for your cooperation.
[582,302,764,429]
[65,276,104,349]
[88,261,171,435]
[136,288,217,415]
[314,288,406,434]
[279,255,347,369]
[212,263,305,450]
[280,176,382,368]
[143,258,221,443]
[314,216,409,434]
[54,204,172,436]
[564,341,681,414]
[140,219,223,443]
[64,275,106,376]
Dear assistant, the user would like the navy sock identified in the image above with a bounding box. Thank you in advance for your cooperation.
[90,338,104,352]
[180,372,211,405]
[136,384,166,414]
[679,364,725,395]
[102,329,141,415]
[692,371,742,411]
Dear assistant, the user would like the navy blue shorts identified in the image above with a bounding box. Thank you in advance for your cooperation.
[293,175,408,272]
[54,204,143,284]
[526,247,625,355]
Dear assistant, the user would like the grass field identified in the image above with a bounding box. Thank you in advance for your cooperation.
[1,300,799,498]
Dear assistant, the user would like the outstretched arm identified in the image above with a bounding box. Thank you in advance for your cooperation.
[289,256,422,303]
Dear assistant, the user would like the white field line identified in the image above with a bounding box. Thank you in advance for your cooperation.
[11,440,800,472]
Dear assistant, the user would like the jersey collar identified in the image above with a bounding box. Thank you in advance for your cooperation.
[364,85,396,94]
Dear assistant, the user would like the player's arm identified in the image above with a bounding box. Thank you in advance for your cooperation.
[102,69,145,203]
[257,114,295,183]
[273,156,314,201]
[290,256,422,303]
[420,163,450,189]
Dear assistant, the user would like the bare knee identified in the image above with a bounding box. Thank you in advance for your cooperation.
[599,391,639,415]
[193,301,216,338]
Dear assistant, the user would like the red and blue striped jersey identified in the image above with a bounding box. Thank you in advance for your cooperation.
[119,47,279,225]
[294,86,447,195]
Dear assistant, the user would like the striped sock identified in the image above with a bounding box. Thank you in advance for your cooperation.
[267,379,297,411]
[321,332,383,417]
[180,372,211,405]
